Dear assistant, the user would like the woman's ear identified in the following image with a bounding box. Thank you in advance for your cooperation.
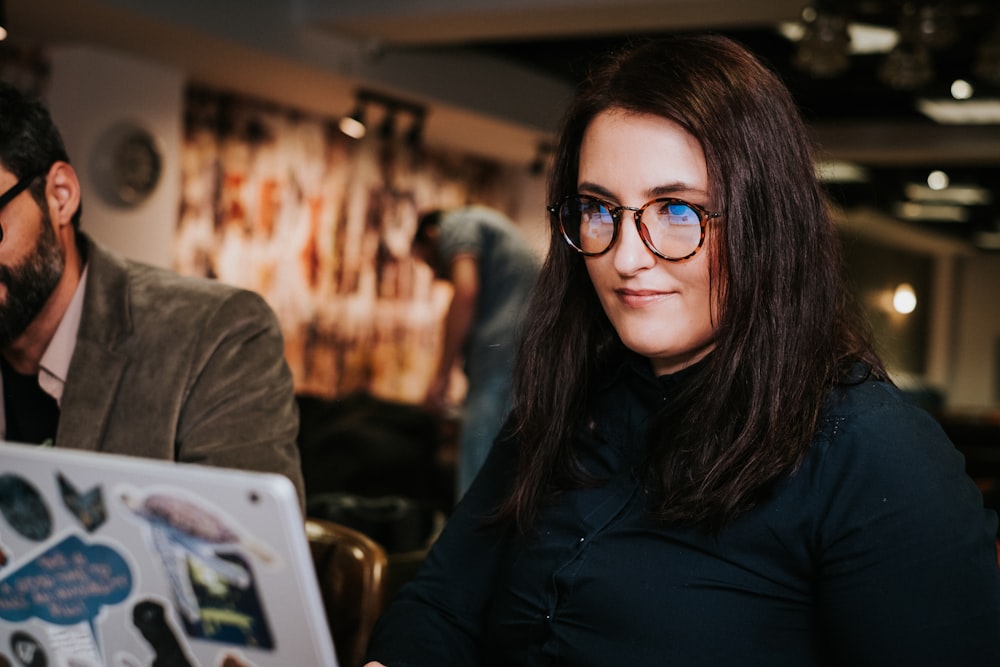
[44,161,81,229]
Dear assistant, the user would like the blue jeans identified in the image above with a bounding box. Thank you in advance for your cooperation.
[456,370,512,500]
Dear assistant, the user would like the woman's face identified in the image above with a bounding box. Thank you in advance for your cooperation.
[578,109,719,375]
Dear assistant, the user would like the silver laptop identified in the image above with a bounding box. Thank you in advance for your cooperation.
[0,440,338,667]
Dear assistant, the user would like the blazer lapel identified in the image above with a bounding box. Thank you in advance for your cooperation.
[56,235,133,452]
[56,340,127,451]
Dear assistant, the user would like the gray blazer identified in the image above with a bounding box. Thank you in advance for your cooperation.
[55,234,305,505]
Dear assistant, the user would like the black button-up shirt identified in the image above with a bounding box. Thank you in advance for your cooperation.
[367,358,1000,666]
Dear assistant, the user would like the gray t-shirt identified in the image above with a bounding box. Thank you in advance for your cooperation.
[437,206,541,379]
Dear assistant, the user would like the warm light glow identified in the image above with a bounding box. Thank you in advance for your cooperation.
[917,98,1000,124]
[974,230,1000,250]
[777,21,897,54]
[926,170,949,190]
[0,27,7,42]
[338,116,366,140]
[893,283,917,314]
[893,201,968,222]
[815,160,869,183]
[904,182,992,205]
[951,79,974,100]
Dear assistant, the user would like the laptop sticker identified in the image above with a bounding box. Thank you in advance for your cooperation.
[119,488,276,649]
[0,475,52,542]
[130,597,195,666]
[9,631,44,667]
[56,474,107,533]
[0,534,133,665]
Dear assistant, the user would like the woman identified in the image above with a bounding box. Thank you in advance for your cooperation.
[365,34,1000,666]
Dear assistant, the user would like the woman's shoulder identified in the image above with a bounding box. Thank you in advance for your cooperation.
[803,372,969,507]
[819,371,942,440]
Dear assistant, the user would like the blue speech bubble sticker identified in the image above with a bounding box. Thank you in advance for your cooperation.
[0,534,132,628]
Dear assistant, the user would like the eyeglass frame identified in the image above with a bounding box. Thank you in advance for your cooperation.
[0,174,38,211]
[0,174,41,244]
[548,193,722,262]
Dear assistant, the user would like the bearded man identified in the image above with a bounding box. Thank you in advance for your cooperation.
[0,81,304,504]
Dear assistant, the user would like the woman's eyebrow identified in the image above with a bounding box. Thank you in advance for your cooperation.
[576,181,616,199]
[647,182,710,199]
[577,180,710,201]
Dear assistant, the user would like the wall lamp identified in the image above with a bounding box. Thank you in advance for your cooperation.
[339,88,426,146]
[893,283,917,315]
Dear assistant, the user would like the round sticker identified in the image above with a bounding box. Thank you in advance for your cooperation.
[0,474,52,541]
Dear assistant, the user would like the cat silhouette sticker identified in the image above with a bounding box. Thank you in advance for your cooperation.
[57,473,107,533]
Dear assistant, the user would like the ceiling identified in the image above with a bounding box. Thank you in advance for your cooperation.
[6,0,1000,252]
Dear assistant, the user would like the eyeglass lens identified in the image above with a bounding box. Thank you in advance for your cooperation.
[558,195,704,259]
[0,176,39,244]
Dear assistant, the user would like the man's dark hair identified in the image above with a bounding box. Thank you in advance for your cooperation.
[0,80,81,228]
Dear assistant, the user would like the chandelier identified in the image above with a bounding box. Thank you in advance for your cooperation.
[791,1,1000,91]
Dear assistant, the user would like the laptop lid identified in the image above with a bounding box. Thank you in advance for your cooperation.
[0,440,339,667]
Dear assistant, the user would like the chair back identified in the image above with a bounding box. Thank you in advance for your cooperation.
[306,517,389,667]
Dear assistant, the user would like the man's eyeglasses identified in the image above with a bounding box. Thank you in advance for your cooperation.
[548,194,722,261]
[0,175,39,243]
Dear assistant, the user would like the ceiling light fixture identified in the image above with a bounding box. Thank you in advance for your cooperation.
[815,160,869,183]
[950,79,973,100]
[793,8,852,78]
[893,201,970,223]
[0,0,8,41]
[339,88,426,145]
[905,182,992,205]
[779,20,898,55]
[847,22,899,54]
[916,98,1000,124]
[926,170,949,190]
[878,41,934,90]
[338,104,367,140]
[377,110,396,141]
[898,3,957,51]
[403,109,425,149]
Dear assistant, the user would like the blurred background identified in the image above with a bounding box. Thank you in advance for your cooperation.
[4,0,1000,527]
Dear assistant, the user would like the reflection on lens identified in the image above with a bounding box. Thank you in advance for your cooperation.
[646,202,701,258]
[558,195,706,259]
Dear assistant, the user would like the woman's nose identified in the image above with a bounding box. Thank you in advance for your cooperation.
[612,215,657,274]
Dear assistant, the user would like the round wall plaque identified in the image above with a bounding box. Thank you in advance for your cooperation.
[91,122,163,207]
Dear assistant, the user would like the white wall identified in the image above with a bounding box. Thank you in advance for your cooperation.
[46,46,183,268]
[949,253,1000,411]
[504,166,551,259]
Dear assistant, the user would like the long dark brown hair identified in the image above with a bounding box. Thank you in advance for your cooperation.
[498,34,885,531]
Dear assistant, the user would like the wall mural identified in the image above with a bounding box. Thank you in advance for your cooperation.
[174,87,520,402]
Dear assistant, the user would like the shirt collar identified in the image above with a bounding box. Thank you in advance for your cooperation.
[38,264,88,406]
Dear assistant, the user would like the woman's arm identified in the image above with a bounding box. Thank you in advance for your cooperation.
[815,398,1000,665]
[363,428,518,666]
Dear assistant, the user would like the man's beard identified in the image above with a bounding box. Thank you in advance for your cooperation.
[0,213,66,348]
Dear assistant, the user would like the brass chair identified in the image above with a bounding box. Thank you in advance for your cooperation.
[306,517,389,667]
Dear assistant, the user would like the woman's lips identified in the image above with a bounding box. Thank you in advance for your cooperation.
[615,287,674,307]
